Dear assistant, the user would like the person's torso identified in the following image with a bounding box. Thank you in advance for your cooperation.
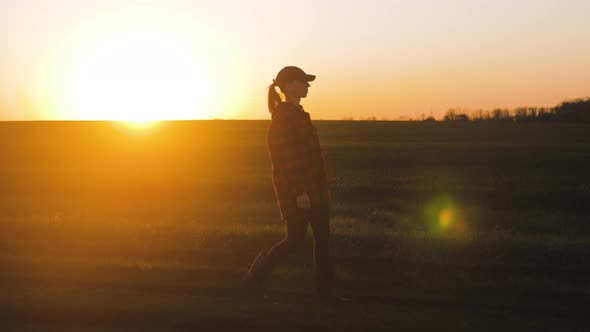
[267,102,327,186]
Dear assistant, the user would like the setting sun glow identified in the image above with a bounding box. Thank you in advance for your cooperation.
[29,7,244,124]
[5,1,588,121]
[64,33,210,122]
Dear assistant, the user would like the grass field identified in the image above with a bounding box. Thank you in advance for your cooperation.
[1,120,590,331]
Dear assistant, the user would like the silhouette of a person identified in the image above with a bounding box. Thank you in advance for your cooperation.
[243,66,348,302]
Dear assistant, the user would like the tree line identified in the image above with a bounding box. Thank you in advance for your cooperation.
[441,97,590,123]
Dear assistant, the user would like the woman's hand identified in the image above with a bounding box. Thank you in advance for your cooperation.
[296,192,311,209]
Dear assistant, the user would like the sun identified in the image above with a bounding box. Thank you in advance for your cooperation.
[123,120,161,129]
[31,7,245,124]
[64,28,215,123]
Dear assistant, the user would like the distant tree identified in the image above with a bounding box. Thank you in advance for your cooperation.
[553,98,590,123]
[434,96,588,124]
[490,108,512,122]
[513,107,528,122]
[527,107,538,121]
[537,107,556,122]
[470,109,486,121]
[443,109,455,121]
[444,108,469,121]
[512,107,541,122]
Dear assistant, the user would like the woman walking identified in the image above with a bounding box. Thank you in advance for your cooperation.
[242,66,346,302]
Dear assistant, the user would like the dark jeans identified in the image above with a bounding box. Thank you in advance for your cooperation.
[266,203,333,294]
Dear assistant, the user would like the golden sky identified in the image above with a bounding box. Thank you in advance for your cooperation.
[1,0,589,120]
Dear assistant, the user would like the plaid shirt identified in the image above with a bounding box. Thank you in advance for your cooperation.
[267,102,331,220]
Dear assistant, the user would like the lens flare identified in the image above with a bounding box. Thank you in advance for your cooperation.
[439,208,453,229]
[423,194,468,235]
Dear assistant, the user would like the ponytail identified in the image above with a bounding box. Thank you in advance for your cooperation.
[268,80,283,115]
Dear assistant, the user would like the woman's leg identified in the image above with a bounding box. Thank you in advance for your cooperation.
[244,210,308,287]
[266,210,308,267]
[308,203,333,296]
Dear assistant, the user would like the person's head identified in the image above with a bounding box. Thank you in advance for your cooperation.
[268,66,316,114]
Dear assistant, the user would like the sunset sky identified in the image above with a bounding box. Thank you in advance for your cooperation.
[1,0,589,120]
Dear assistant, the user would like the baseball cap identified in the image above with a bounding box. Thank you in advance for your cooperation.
[274,66,316,84]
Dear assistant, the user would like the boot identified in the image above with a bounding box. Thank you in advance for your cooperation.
[242,250,273,290]
[316,258,335,297]
[316,259,351,303]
